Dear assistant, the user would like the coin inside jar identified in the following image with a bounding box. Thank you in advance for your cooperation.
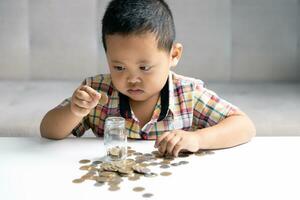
[107,146,126,160]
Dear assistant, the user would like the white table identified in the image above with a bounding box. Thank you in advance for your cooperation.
[0,137,299,200]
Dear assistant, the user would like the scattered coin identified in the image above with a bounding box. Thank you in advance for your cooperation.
[142,193,154,198]
[92,160,103,165]
[171,162,180,167]
[149,162,159,166]
[79,165,91,170]
[160,171,172,176]
[133,186,145,192]
[79,159,91,164]
[72,178,84,183]
[160,164,170,169]
[144,172,158,178]
[178,161,189,165]
[128,176,140,181]
[94,182,105,187]
[108,185,120,191]
[74,146,216,198]
[160,160,171,165]
[132,164,151,174]
[128,149,136,154]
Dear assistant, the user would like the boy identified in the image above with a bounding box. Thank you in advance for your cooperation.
[40,0,256,157]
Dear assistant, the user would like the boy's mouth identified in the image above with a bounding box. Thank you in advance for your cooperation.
[127,89,144,95]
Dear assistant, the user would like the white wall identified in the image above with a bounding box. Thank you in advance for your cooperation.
[0,0,300,81]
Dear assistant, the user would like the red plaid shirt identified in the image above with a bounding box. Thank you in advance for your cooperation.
[59,71,237,139]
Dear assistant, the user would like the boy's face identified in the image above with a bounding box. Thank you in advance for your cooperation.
[105,33,182,102]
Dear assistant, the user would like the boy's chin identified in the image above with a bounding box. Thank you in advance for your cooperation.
[128,95,148,102]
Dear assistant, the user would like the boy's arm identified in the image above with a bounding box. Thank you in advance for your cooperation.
[155,110,256,156]
[40,85,102,140]
[194,110,256,149]
[40,104,83,139]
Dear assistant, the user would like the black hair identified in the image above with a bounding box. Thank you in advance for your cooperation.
[102,0,175,52]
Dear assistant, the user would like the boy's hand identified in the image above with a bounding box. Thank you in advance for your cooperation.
[70,85,101,117]
[154,130,200,157]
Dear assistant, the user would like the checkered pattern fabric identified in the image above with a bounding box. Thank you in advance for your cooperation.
[58,71,237,139]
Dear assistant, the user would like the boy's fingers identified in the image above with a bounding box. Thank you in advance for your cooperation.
[81,85,100,100]
[73,97,90,109]
[155,132,170,148]
[173,142,183,157]
[166,136,181,156]
[158,133,174,155]
[76,90,93,102]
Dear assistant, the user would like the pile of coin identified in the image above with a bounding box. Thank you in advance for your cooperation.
[73,147,215,198]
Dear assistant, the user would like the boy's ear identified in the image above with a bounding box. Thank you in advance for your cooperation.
[170,43,183,67]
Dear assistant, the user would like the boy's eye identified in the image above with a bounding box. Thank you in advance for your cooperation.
[140,66,152,71]
[113,66,125,71]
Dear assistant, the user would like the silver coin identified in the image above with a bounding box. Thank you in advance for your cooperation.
[142,193,154,198]
[171,162,180,167]
[179,161,189,165]
[144,172,158,178]
[94,182,105,187]
[160,164,170,169]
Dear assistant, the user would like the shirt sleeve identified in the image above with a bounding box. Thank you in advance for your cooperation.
[193,83,238,129]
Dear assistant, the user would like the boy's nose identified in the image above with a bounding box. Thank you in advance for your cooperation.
[127,75,141,84]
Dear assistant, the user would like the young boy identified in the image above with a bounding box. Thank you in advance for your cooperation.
[40,0,256,157]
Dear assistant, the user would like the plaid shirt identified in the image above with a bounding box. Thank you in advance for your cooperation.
[59,71,237,140]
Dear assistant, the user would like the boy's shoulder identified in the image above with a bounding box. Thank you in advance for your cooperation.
[171,71,205,90]
[83,74,115,94]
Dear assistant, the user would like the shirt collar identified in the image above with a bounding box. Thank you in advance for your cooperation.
[119,72,173,121]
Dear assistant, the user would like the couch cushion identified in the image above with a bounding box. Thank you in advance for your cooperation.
[0,81,299,137]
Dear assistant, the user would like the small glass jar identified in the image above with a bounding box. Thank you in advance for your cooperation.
[104,117,127,161]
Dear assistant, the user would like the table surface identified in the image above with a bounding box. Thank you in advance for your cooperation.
[0,137,299,200]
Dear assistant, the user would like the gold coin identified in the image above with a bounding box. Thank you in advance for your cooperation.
[160,160,171,165]
[98,93,108,105]
[81,173,93,180]
[160,171,172,176]
[72,178,84,183]
[127,149,136,154]
[142,193,154,198]
[128,176,140,181]
[140,163,150,167]
[133,186,145,192]
[88,176,99,181]
[96,176,110,183]
[108,185,120,191]
[149,162,159,166]
[79,165,91,170]
[79,159,91,164]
